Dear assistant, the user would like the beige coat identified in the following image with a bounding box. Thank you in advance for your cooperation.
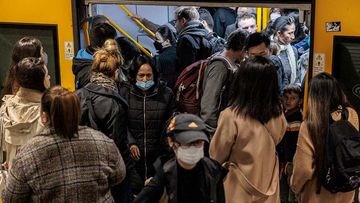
[0,88,44,164]
[291,107,359,203]
[210,108,287,203]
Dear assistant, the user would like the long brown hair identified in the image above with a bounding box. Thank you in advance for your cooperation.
[41,86,80,139]
[92,39,123,78]
[306,72,349,190]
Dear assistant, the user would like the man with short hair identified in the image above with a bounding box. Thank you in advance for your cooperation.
[224,12,257,39]
[133,113,227,203]
[244,32,271,58]
[201,29,248,135]
[175,7,211,75]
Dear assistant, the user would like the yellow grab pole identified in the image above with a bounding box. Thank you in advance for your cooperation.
[118,5,156,38]
[83,21,90,47]
[256,7,262,32]
[105,16,152,57]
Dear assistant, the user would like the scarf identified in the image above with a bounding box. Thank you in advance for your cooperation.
[90,72,117,91]
[178,20,207,38]
[279,44,297,84]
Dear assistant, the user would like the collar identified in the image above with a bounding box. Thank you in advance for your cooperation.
[16,87,43,102]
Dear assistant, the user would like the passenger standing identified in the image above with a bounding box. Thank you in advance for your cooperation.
[201,29,248,135]
[2,86,126,202]
[210,56,287,203]
[290,72,359,203]
[175,7,211,75]
[153,25,178,89]
[72,15,117,89]
[212,7,237,38]
[76,39,132,203]
[0,57,50,167]
[134,113,227,203]
[1,37,46,100]
[276,84,303,203]
[271,16,300,90]
[225,12,258,39]
[119,55,176,194]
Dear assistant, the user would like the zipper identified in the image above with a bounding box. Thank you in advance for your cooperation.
[143,95,148,180]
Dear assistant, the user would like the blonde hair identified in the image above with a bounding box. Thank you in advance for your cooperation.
[92,39,124,78]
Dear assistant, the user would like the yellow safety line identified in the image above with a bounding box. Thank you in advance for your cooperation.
[105,16,152,57]
[118,5,156,38]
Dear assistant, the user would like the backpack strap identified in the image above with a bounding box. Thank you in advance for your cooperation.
[82,87,99,130]
[182,34,200,50]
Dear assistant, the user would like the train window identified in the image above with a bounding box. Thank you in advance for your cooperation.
[0,23,60,93]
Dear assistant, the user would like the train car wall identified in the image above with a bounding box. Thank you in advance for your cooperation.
[0,0,75,90]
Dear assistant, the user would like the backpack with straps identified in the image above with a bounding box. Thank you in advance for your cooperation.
[320,106,360,193]
[182,34,212,61]
[174,55,233,115]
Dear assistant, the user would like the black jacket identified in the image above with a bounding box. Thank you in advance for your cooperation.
[72,48,93,89]
[119,81,176,183]
[154,46,177,90]
[76,83,133,171]
[133,156,227,203]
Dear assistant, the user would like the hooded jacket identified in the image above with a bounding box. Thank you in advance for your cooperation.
[210,108,287,203]
[119,81,176,184]
[0,88,44,164]
[133,156,227,203]
[176,20,211,74]
[72,48,93,89]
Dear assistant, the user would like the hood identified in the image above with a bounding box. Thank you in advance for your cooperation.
[1,88,44,146]
[72,57,93,75]
[178,20,208,38]
[76,48,93,60]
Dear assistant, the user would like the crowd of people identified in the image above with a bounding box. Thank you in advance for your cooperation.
[0,6,359,203]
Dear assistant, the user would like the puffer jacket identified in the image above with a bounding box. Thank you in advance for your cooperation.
[119,81,176,184]
[0,87,44,164]
[72,48,93,89]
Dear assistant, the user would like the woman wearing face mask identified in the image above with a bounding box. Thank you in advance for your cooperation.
[119,55,176,195]
[271,16,300,92]
[153,25,177,89]
[133,113,227,203]
[210,56,287,203]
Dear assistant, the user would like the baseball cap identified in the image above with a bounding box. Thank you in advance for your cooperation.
[167,113,209,144]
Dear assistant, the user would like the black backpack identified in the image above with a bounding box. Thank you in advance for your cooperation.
[182,34,212,61]
[206,32,225,54]
[320,107,360,193]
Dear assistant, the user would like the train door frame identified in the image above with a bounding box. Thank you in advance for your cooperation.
[74,0,316,106]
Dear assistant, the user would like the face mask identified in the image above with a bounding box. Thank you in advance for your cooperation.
[153,41,163,51]
[136,80,155,91]
[270,13,281,21]
[176,145,204,165]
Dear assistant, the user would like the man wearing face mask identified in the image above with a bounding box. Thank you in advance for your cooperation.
[133,113,227,203]
[153,25,177,89]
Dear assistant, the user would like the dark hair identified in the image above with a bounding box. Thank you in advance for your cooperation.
[129,55,159,82]
[2,37,43,96]
[288,13,307,44]
[244,32,270,50]
[41,86,80,139]
[283,84,302,96]
[115,36,141,62]
[89,23,117,49]
[198,8,214,30]
[230,56,282,123]
[15,57,47,92]
[269,8,284,15]
[156,25,177,46]
[271,16,295,35]
[225,29,249,51]
[305,72,349,190]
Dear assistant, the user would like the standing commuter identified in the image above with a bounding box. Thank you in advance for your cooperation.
[210,56,287,203]
[1,36,46,100]
[119,55,176,195]
[134,113,227,203]
[153,25,178,89]
[201,29,248,135]
[276,84,303,203]
[225,12,258,39]
[73,15,117,89]
[290,72,359,203]
[0,57,50,167]
[76,39,133,203]
[212,7,237,38]
[175,7,211,75]
[2,86,126,202]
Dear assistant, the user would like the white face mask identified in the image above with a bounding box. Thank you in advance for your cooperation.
[176,145,204,165]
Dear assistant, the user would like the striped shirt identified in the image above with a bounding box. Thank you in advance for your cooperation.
[2,126,125,203]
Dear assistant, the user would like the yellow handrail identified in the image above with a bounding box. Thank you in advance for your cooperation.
[105,16,152,57]
[118,5,156,38]
[83,21,90,47]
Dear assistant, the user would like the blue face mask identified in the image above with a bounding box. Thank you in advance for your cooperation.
[136,80,155,91]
